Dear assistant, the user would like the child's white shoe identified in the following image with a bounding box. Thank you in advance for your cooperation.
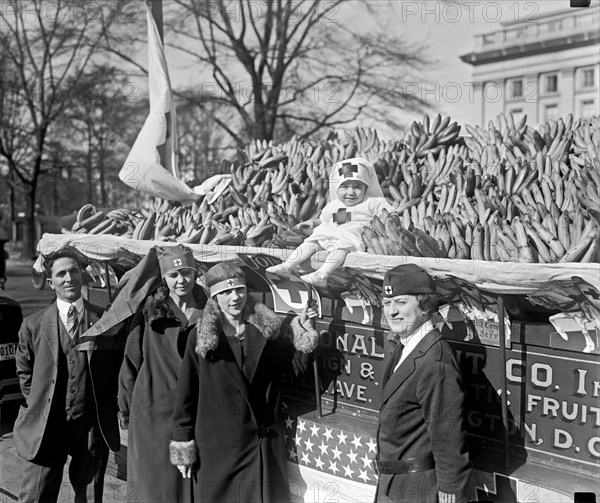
[300,270,328,288]
[266,262,299,276]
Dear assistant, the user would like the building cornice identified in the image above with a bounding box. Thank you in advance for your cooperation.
[461,32,600,66]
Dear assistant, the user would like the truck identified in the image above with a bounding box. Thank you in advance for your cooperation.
[33,232,600,502]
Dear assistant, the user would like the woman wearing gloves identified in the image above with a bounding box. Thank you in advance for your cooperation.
[170,263,319,503]
[118,244,207,503]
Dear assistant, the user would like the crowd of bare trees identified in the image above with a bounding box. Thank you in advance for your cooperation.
[0,0,430,256]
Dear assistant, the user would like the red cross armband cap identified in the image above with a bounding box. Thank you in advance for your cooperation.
[156,244,197,277]
[205,263,247,296]
[382,264,436,298]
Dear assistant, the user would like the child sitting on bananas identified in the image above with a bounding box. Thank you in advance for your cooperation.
[266,157,395,287]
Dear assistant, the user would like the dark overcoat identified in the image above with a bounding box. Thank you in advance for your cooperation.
[375,329,472,503]
[170,297,318,503]
[118,285,206,503]
[14,301,121,461]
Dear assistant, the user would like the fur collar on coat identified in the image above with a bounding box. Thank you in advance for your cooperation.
[195,296,318,358]
[143,285,207,325]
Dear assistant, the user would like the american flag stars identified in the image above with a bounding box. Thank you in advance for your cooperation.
[346,450,358,464]
[283,414,377,485]
[360,453,373,468]
[358,469,370,483]
[328,461,339,475]
[297,419,307,433]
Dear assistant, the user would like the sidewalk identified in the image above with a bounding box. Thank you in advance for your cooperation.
[0,431,127,503]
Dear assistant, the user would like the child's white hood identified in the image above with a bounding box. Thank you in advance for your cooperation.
[328,157,384,202]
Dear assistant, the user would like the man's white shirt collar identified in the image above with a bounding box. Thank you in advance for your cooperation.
[57,297,84,318]
[393,319,435,373]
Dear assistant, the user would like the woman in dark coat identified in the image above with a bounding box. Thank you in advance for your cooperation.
[375,264,472,503]
[169,263,318,503]
[118,245,207,503]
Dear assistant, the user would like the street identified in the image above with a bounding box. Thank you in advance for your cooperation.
[3,258,55,318]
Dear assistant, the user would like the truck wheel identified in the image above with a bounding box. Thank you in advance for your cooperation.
[31,270,46,290]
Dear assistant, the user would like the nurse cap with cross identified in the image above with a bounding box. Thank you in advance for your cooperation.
[328,157,384,201]
[382,264,436,298]
[205,263,247,297]
[156,244,197,277]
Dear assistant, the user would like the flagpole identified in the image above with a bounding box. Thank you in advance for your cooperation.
[147,0,181,180]
[150,0,163,43]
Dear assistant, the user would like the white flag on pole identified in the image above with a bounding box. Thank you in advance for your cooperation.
[119,3,199,204]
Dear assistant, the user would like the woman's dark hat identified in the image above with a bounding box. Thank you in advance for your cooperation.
[156,244,196,277]
[382,264,435,297]
[205,263,246,296]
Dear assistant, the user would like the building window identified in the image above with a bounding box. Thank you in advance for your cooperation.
[545,105,559,121]
[582,68,595,88]
[545,75,558,93]
[547,20,563,32]
[511,80,523,100]
[482,34,495,46]
[581,100,597,119]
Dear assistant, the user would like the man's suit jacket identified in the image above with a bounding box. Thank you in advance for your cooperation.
[376,329,472,503]
[14,301,121,461]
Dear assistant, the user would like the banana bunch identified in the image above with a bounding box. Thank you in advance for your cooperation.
[347,127,384,158]
[363,200,599,264]
[71,205,141,236]
[464,112,573,170]
[406,114,461,158]
[571,116,600,163]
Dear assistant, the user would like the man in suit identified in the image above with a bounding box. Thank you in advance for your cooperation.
[375,264,472,503]
[14,248,121,503]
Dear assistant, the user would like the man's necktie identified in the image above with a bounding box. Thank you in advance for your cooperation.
[382,338,404,387]
[67,304,79,337]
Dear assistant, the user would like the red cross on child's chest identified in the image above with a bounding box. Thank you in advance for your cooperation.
[332,208,351,224]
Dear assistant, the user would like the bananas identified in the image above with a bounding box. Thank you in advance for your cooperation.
[71,205,141,237]
[67,112,599,262]
[406,114,461,158]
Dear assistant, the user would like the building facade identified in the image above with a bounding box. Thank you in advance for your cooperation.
[461,6,599,127]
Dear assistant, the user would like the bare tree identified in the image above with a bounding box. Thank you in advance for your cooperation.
[176,97,234,181]
[59,66,148,207]
[164,0,430,145]
[0,0,123,256]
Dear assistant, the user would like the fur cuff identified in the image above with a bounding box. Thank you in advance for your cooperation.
[118,411,129,430]
[289,316,319,353]
[169,440,198,466]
